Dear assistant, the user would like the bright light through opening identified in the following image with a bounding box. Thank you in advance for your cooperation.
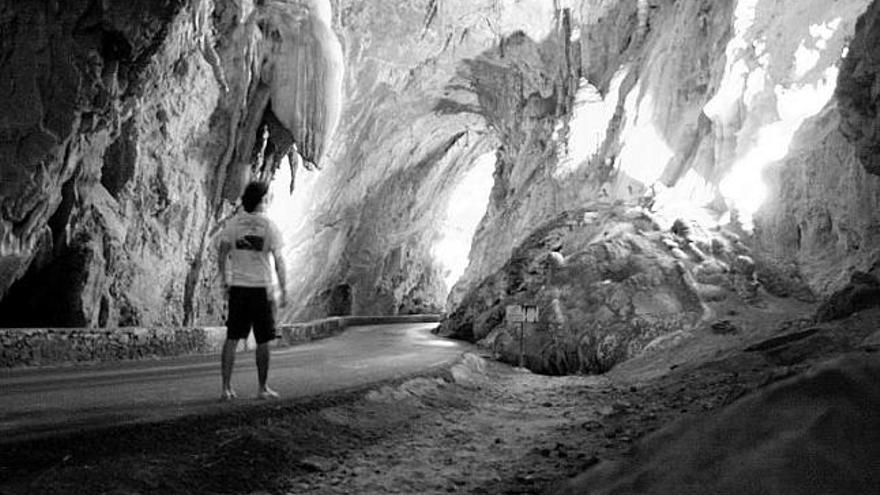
[617,88,674,186]
[554,68,628,179]
[433,152,496,292]
[719,66,839,228]
[707,2,846,230]
[266,155,321,252]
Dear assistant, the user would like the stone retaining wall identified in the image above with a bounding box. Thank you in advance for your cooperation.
[0,327,211,368]
[0,315,440,369]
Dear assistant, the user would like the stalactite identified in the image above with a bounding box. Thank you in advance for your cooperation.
[217,0,343,199]
[255,0,344,168]
[193,0,229,92]
[253,124,270,176]
[637,0,651,40]
[287,147,301,193]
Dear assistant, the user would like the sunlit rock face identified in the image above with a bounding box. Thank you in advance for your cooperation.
[273,0,544,319]
[430,0,880,372]
[454,0,876,297]
[755,104,880,297]
[753,0,880,296]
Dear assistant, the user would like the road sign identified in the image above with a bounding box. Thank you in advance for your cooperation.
[507,304,539,323]
[506,304,524,323]
[524,305,539,323]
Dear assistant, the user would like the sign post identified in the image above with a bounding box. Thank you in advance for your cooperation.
[505,304,525,323]
[506,304,538,368]
[506,305,525,367]
[524,305,539,323]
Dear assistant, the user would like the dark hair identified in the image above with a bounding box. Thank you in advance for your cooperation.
[241,181,270,212]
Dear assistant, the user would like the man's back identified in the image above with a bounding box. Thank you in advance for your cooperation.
[220,211,282,288]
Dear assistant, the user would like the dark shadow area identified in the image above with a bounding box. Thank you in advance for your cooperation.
[0,239,97,328]
[327,283,353,316]
[0,368,453,495]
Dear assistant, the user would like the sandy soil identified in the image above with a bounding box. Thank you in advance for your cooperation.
[1,296,877,495]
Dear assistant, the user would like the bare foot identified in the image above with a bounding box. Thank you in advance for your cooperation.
[257,388,280,400]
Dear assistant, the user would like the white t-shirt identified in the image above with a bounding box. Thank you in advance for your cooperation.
[219,211,283,287]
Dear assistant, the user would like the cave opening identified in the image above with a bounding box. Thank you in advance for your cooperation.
[708,4,847,231]
[265,153,319,235]
[433,150,497,294]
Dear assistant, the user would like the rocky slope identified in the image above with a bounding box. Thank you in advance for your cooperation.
[439,204,767,374]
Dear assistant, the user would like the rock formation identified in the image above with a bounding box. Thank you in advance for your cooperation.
[838,0,880,176]
[2,0,880,377]
[0,0,344,327]
[0,0,219,327]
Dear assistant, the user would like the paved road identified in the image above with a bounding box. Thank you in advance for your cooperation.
[0,322,469,444]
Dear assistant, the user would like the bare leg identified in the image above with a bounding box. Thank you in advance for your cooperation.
[256,342,270,390]
[256,342,278,398]
[221,339,238,399]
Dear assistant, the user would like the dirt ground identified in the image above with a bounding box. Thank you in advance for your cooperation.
[1,296,878,495]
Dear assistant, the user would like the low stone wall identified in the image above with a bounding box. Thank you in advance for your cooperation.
[0,315,440,369]
[0,327,210,368]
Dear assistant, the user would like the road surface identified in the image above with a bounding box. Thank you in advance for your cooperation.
[0,322,469,444]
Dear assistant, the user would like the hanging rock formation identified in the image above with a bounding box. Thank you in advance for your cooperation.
[224,0,344,195]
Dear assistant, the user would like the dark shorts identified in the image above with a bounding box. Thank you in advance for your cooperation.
[226,286,276,344]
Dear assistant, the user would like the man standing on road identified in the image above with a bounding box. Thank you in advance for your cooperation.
[217,180,288,401]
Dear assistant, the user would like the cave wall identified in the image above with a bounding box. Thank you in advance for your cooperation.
[281,0,626,320]
[738,0,880,296]
[287,0,880,326]
[3,0,880,336]
[455,0,880,301]
[838,0,880,176]
[429,0,880,371]
[0,0,352,327]
[0,0,231,327]
[277,0,518,320]
[250,0,880,326]
[755,105,880,297]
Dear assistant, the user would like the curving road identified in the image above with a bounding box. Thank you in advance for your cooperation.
[0,322,470,444]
